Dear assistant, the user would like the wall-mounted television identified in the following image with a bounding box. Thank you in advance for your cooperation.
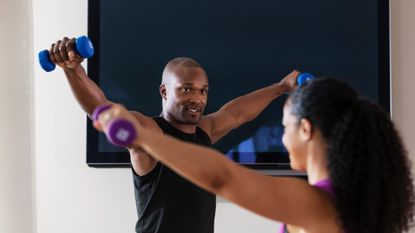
[86,0,390,174]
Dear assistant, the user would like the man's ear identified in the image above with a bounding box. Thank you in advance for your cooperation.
[299,118,313,141]
[160,84,167,100]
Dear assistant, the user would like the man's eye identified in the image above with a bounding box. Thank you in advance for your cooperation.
[182,88,191,92]
[201,89,208,95]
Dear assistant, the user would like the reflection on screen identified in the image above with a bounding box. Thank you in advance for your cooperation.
[226,125,287,164]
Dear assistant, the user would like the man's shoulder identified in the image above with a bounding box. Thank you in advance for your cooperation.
[129,111,161,129]
[197,115,212,136]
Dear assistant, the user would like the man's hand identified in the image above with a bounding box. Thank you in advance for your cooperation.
[49,37,84,70]
[278,70,300,93]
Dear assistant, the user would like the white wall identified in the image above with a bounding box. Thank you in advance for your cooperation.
[391,0,415,173]
[391,2,415,232]
[0,0,36,233]
[24,0,415,233]
[33,0,138,232]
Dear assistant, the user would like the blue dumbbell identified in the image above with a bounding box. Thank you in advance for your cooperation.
[92,105,137,147]
[297,72,314,86]
[38,35,94,72]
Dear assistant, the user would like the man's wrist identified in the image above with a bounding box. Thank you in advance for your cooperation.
[274,81,290,94]
[65,65,85,76]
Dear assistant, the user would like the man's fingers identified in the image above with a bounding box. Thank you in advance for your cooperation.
[60,37,70,63]
[66,38,78,61]
[54,40,65,64]
[49,43,57,64]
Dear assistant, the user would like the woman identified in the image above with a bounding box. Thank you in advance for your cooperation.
[94,77,414,233]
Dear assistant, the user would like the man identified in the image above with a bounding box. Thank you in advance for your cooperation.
[48,36,299,233]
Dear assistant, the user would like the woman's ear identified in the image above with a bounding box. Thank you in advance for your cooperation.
[299,118,313,141]
[159,84,167,100]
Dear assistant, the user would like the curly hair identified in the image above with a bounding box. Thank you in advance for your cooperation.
[289,77,415,233]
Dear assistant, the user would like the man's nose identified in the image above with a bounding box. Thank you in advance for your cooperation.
[189,97,202,104]
[189,93,205,104]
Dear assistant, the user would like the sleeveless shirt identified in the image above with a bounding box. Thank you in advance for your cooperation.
[132,117,216,233]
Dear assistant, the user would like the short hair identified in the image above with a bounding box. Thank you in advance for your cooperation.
[161,57,203,84]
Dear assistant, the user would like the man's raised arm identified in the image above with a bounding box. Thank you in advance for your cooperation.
[48,36,159,175]
[49,37,108,116]
[199,70,299,143]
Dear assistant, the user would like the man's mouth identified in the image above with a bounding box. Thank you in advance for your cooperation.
[188,108,199,113]
[185,105,202,114]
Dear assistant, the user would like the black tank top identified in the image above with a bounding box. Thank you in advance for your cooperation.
[132,117,216,233]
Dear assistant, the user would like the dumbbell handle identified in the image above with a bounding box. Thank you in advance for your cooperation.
[297,72,314,86]
[92,105,137,147]
[38,35,94,72]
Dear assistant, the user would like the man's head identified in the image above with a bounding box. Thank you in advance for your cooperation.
[160,57,209,125]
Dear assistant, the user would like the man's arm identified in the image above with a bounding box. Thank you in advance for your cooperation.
[49,37,158,175]
[199,70,299,143]
[128,111,161,176]
[49,37,108,115]
[62,66,109,116]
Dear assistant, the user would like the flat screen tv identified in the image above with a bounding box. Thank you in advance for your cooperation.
[86,0,390,175]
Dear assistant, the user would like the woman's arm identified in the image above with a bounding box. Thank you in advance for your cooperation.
[94,104,337,229]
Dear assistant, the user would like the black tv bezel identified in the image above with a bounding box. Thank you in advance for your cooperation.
[86,0,390,170]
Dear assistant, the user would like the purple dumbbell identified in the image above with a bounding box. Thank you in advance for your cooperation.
[92,105,137,147]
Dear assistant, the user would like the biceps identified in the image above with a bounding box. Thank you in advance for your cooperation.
[204,111,242,142]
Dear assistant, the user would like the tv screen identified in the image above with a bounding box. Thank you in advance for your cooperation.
[86,0,390,174]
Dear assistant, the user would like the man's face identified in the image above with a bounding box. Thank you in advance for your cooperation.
[161,67,209,125]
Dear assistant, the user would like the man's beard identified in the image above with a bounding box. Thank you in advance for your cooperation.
[178,108,203,124]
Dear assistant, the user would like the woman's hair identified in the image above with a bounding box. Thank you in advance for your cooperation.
[289,77,414,233]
